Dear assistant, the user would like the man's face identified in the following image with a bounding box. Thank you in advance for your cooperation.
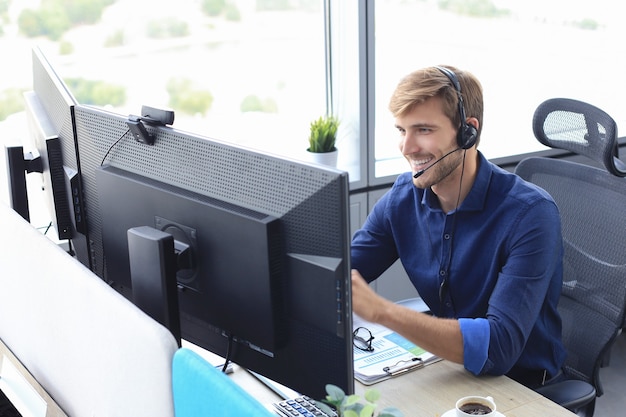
[395,96,462,188]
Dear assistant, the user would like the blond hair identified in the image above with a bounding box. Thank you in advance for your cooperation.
[388,65,484,145]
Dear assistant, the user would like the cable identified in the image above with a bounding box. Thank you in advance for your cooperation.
[222,334,234,373]
[66,238,75,257]
[37,221,53,235]
[435,150,468,317]
[100,128,130,166]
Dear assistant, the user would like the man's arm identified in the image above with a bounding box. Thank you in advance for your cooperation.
[351,269,464,363]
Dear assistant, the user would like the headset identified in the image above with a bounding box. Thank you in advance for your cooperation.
[435,66,477,150]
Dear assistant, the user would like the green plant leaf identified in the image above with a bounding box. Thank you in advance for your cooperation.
[325,384,346,403]
[364,388,381,403]
[308,114,339,153]
[321,382,403,417]
[378,407,404,417]
[345,394,363,407]
[359,403,376,417]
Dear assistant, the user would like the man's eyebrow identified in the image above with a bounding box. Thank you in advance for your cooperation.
[395,122,437,129]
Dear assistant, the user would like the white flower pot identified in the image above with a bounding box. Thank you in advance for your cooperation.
[305,148,338,167]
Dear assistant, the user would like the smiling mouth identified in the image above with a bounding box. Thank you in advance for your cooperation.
[410,156,434,171]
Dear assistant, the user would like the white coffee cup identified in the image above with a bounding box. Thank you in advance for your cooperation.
[455,395,496,416]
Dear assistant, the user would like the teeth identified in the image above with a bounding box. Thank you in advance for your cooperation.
[412,157,432,167]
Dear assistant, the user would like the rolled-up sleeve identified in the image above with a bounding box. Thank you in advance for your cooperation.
[460,317,490,374]
[461,197,563,376]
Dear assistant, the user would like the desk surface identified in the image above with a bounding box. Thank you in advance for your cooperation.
[2,335,576,417]
[227,358,577,417]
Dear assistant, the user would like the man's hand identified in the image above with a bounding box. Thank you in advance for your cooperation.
[351,269,465,364]
[351,269,393,323]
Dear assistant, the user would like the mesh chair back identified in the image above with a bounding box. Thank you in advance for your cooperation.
[532,98,626,177]
[516,98,626,397]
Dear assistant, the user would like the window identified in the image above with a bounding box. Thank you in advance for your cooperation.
[372,0,626,183]
[19,0,328,160]
[2,0,624,194]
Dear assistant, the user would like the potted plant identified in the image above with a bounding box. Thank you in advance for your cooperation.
[306,114,340,166]
[316,384,403,417]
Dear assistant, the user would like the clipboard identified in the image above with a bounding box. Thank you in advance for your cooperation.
[353,313,441,385]
[383,356,425,376]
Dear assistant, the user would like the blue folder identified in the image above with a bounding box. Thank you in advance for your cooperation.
[172,348,275,417]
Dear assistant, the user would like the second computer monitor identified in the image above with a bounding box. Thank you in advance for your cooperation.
[73,104,354,399]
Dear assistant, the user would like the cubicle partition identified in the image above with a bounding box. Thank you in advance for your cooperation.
[0,202,179,417]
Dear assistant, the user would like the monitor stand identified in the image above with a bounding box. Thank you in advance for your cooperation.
[127,226,182,346]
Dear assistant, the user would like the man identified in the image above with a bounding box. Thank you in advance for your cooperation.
[350,65,566,388]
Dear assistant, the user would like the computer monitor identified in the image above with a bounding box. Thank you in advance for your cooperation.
[28,47,89,262]
[4,48,80,241]
[72,103,354,399]
[3,144,37,221]
[21,90,73,239]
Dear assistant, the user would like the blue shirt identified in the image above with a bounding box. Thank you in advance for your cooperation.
[351,152,566,379]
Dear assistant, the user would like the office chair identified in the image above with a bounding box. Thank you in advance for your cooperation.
[172,348,275,417]
[515,98,626,417]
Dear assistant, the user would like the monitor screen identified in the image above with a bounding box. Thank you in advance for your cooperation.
[72,103,354,399]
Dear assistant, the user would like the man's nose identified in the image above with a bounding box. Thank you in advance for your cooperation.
[399,133,420,154]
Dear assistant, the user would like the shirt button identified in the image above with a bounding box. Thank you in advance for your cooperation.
[439,270,446,276]
[446,302,452,307]
[443,233,451,240]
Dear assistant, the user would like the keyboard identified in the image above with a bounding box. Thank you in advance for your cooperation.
[273,395,337,417]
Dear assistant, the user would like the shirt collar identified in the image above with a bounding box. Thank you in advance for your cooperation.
[422,151,491,212]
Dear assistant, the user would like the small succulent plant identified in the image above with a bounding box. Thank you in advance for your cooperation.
[316,384,404,417]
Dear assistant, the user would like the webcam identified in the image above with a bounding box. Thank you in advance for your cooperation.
[126,106,175,146]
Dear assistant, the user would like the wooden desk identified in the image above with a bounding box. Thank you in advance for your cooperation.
[226,358,577,417]
[2,335,576,417]
[352,360,577,417]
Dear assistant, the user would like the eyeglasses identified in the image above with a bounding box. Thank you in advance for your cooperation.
[353,327,375,352]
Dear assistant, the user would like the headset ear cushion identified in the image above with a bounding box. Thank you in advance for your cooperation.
[459,123,477,149]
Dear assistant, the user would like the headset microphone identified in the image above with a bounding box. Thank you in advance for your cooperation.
[413,147,462,178]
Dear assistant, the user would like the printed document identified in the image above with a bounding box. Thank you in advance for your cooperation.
[353,301,441,385]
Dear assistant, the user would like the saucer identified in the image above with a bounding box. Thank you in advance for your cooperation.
[441,409,505,417]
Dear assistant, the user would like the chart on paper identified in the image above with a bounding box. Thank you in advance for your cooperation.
[353,314,440,385]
